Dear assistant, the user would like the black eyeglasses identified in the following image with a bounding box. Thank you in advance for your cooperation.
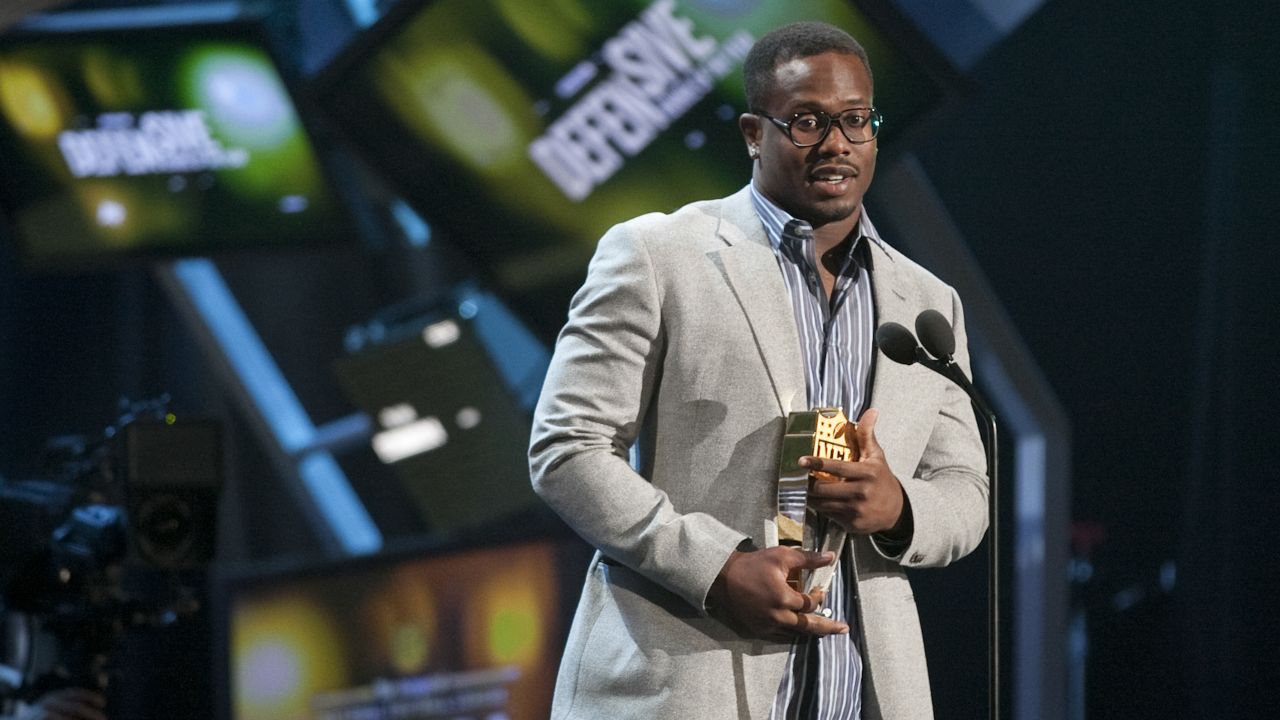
[755,108,883,147]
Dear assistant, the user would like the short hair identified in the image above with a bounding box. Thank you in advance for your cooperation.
[743,21,873,112]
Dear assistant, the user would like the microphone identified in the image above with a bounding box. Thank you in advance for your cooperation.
[874,321,950,375]
[875,310,1000,720]
[915,308,955,360]
[877,311,992,419]
[874,321,920,366]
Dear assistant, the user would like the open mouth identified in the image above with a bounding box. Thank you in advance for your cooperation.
[809,166,858,186]
[808,166,858,195]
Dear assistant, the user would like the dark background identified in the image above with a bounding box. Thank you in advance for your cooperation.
[915,1,1279,717]
[1,0,1277,718]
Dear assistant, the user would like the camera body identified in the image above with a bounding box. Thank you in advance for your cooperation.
[0,399,220,700]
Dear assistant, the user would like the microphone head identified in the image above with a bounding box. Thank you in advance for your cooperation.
[915,309,956,360]
[875,322,920,365]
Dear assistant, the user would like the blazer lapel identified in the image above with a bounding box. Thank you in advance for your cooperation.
[866,240,919,473]
[708,189,804,415]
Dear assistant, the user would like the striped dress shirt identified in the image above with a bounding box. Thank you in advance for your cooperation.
[749,182,882,720]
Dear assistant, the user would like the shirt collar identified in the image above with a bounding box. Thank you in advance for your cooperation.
[747,181,885,254]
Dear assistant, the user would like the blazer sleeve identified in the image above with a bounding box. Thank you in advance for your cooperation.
[529,220,748,611]
[877,287,991,568]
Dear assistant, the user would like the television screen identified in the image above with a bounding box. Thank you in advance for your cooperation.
[0,20,352,269]
[331,311,542,535]
[313,0,955,339]
[221,538,582,720]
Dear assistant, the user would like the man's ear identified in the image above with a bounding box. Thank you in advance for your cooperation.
[739,112,763,158]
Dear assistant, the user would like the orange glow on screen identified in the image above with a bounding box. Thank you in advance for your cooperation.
[231,596,349,720]
[229,541,562,720]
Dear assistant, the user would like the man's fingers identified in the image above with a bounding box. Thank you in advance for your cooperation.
[783,586,829,613]
[767,606,849,638]
[800,455,861,478]
[856,408,884,460]
[791,612,849,637]
[785,549,837,570]
[808,474,872,498]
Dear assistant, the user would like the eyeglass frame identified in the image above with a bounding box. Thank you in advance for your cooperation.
[753,107,883,147]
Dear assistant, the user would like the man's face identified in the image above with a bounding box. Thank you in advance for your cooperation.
[740,51,877,229]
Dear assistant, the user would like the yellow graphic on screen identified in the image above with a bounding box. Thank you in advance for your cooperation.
[0,61,69,141]
[466,545,552,669]
[232,595,349,720]
[362,567,439,676]
[496,0,595,61]
[81,47,145,108]
[375,41,535,175]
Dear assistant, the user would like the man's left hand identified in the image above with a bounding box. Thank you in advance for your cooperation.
[801,408,906,535]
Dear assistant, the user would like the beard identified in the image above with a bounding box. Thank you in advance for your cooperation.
[802,196,860,227]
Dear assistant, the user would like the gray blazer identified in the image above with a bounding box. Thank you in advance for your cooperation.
[529,186,989,719]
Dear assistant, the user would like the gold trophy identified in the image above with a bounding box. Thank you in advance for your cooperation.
[776,407,856,592]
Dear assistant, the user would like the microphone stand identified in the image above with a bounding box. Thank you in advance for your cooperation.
[915,347,1000,720]
[961,368,999,720]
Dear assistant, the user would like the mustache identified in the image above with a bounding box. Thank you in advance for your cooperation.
[809,162,860,177]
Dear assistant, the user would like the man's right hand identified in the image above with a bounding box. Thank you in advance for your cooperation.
[707,547,849,640]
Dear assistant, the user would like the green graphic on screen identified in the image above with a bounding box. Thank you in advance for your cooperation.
[0,23,348,267]
[320,0,943,336]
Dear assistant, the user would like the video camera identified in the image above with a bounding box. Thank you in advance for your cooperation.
[0,397,220,700]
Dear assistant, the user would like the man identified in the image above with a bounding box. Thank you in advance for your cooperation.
[530,21,988,720]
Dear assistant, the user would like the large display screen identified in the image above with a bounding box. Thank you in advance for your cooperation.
[314,0,952,338]
[311,0,952,335]
[0,20,351,269]
[224,539,576,720]
[331,312,541,535]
